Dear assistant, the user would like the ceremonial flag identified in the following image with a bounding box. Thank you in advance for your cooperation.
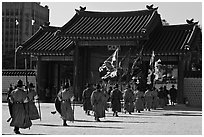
[119,48,131,76]
[99,48,119,78]
[149,51,155,70]
[154,59,163,81]
[131,47,143,77]
[147,51,156,84]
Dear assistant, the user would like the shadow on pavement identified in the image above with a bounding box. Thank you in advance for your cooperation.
[34,123,123,129]
[163,111,202,117]
[75,119,153,124]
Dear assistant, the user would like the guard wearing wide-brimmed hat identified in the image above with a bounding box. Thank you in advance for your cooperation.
[27,83,40,120]
[82,83,93,115]
[123,84,134,114]
[110,84,123,117]
[91,84,106,121]
[9,80,32,134]
[57,83,74,126]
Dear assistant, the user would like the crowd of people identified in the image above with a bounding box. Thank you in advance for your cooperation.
[82,82,178,122]
[7,79,177,134]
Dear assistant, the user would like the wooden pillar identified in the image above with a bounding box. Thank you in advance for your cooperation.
[73,42,79,101]
[177,55,184,104]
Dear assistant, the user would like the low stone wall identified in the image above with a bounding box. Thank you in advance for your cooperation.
[2,76,36,102]
[183,78,202,107]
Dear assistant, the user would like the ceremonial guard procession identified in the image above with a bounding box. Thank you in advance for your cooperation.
[2,2,202,135]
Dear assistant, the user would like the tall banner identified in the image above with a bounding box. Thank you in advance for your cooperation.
[99,48,119,80]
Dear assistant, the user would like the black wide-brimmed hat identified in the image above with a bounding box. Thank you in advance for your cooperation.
[29,83,35,88]
[96,84,101,89]
[64,83,70,88]
[16,80,24,87]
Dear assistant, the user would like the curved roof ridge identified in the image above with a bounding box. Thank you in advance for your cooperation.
[76,8,158,17]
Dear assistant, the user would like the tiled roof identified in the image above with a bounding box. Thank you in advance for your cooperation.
[142,24,200,55]
[2,70,36,76]
[20,26,74,56]
[59,9,162,40]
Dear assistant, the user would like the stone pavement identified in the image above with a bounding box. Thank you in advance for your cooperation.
[1,103,202,135]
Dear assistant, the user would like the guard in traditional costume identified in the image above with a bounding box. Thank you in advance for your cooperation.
[123,84,135,114]
[91,84,106,121]
[144,86,153,111]
[82,83,93,115]
[9,80,32,134]
[57,83,74,126]
[27,83,40,120]
[7,84,14,121]
[152,87,158,110]
[110,84,123,117]
[134,87,144,113]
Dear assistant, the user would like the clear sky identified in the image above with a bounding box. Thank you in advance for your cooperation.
[40,1,202,27]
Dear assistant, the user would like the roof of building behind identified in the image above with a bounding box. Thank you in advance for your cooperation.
[20,26,74,56]
[59,8,162,40]
[143,24,201,55]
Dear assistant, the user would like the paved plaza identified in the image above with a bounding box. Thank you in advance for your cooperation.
[2,103,202,135]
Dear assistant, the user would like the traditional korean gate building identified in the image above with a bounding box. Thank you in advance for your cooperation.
[20,6,202,105]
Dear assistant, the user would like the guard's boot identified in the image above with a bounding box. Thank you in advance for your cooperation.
[14,127,20,134]
[63,120,68,126]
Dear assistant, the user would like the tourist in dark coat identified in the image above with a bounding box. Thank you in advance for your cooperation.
[110,84,123,117]
[169,85,177,106]
[82,83,93,115]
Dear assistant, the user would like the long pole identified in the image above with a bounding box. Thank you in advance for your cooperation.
[14,42,17,69]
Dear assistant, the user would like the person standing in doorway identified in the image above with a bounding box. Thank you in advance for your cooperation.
[169,85,177,106]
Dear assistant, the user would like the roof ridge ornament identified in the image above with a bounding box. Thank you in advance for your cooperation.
[75,6,86,15]
[146,4,158,11]
[186,18,199,25]
[79,6,86,11]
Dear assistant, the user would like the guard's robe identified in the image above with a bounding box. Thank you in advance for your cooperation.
[27,89,40,120]
[82,87,93,111]
[135,90,144,111]
[144,89,153,109]
[10,88,32,129]
[152,89,158,109]
[110,88,122,112]
[123,89,135,113]
[91,89,106,118]
[58,89,74,121]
